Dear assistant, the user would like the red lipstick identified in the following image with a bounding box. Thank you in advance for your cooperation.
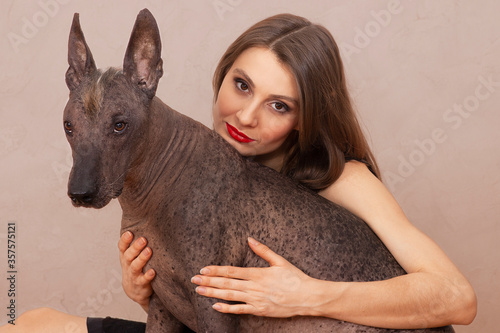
[226,123,255,143]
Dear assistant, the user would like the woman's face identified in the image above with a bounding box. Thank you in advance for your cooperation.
[213,47,299,162]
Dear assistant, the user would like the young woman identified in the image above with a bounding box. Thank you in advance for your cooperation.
[3,13,475,333]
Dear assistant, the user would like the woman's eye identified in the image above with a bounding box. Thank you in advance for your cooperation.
[271,102,289,112]
[64,121,72,134]
[235,79,249,92]
[114,122,127,133]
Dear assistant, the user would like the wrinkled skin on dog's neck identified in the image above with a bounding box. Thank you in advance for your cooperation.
[119,97,197,223]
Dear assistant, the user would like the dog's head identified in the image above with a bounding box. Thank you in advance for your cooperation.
[63,9,163,208]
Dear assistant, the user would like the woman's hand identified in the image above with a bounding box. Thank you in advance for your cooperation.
[118,231,155,312]
[191,237,315,318]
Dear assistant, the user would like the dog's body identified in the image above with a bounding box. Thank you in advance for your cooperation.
[63,9,454,333]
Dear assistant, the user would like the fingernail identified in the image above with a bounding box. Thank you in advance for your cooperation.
[248,237,259,246]
[147,269,155,277]
[124,231,133,239]
[191,276,202,284]
[137,237,146,246]
[200,268,210,275]
[195,286,206,294]
[213,304,221,310]
[142,247,151,257]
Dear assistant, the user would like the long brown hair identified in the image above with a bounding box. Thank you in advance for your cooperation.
[213,14,380,191]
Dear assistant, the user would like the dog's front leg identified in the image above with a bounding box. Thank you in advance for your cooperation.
[146,293,192,333]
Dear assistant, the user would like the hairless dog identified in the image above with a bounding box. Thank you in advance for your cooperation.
[63,8,454,333]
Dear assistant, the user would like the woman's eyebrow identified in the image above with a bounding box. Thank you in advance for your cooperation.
[232,68,299,107]
[270,93,299,106]
[233,68,254,88]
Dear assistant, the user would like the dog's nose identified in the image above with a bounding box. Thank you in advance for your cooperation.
[68,191,96,206]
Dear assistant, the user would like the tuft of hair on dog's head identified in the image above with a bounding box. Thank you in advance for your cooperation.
[81,67,123,117]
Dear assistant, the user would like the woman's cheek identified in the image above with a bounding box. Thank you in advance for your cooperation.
[266,116,297,143]
[215,87,237,118]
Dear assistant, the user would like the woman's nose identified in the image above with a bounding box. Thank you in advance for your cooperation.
[236,101,259,127]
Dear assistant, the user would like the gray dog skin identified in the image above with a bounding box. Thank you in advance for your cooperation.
[63,8,454,333]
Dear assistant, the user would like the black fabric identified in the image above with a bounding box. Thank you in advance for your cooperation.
[87,317,146,333]
[86,317,103,333]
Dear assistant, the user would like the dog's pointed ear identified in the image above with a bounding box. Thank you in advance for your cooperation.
[66,13,97,91]
[123,9,163,99]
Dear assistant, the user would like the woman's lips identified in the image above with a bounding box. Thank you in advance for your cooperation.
[226,123,255,143]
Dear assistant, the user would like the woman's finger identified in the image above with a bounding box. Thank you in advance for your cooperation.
[199,265,261,280]
[134,268,156,287]
[194,284,250,303]
[122,237,148,264]
[191,274,251,291]
[212,302,256,315]
[142,268,156,282]
[247,237,288,266]
[129,247,153,274]
[118,231,134,254]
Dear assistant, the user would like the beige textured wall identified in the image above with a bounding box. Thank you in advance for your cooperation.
[1,0,498,331]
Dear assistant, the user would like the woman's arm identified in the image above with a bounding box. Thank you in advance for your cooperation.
[192,161,476,328]
[315,161,476,326]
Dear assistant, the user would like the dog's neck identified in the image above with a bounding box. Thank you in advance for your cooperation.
[118,97,199,222]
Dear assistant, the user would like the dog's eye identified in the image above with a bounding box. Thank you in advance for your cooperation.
[64,121,73,134]
[114,122,127,133]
